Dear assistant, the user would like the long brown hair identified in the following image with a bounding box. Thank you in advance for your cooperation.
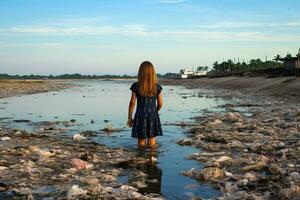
[138,61,157,97]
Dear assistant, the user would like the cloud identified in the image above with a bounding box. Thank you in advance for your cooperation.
[196,20,300,29]
[1,18,300,43]
[158,0,186,4]
[0,42,136,50]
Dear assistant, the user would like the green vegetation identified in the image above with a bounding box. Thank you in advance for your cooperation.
[0,73,178,80]
[209,58,283,77]
[0,73,136,80]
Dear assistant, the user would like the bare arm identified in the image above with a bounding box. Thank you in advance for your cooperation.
[157,91,163,112]
[127,92,136,127]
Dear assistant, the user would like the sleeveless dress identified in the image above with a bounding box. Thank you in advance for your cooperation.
[130,82,163,139]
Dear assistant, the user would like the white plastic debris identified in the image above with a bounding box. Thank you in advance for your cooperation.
[73,133,87,142]
[67,185,87,198]
[0,136,11,141]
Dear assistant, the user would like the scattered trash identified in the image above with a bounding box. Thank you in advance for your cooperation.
[73,133,87,142]
[67,185,87,198]
[70,158,88,170]
[0,136,11,141]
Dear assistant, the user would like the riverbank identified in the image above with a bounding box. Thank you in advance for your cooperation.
[0,80,74,98]
[162,77,300,199]
[161,77,300,101]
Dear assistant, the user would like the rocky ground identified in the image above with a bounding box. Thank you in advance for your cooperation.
[0,80,73,98]
[161,77,300,102]
[0,121,163,200]
[166,80,300,199]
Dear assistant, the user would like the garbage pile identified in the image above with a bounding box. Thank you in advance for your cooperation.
[180,100,300,199]
[0,127,163,199]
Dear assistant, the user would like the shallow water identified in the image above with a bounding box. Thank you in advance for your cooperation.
[0,80,228,199]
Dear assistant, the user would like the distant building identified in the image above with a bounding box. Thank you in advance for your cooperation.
[278,55,300,77]
[179,68,207,79]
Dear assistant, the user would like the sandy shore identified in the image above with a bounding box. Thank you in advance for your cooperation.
[162,77,300,199]
[161,77,300,101]
[0,80,74,98]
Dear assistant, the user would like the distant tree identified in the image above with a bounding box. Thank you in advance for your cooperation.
[274,54,281,62]
[197,66,203,71]
[286,53,293,59]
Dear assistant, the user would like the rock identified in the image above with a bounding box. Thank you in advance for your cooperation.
[70,119,76,123]
[230,140,245,148]
[269,164,283,175]
[0,182,7,192]
[223,112,244,123]
[289,172,300,182]
[177,138,193,145]
[85,178,99,185]
[101,174,116,182]
[203,135,227,143]
[120,185,138,191]
[128,191,143,199]
[238,178,249,186]
[0,187,6,192]
[29,146,55,158]
[242,161,267,172]
[182,168,200,178]
[281,185,300,200]
[244,172,258,182]
[214,156,234,166]
[207,119,223,127]
[101,123,115,132]
[67,185,87,198]
[12,187,33,196]
[73,133,87,142]
[224,182,238,193]
[32,186,59,196]
[192,151,226,157]
[246,143,262,152]
[199,167,225,181]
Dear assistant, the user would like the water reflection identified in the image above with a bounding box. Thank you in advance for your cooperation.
[128,148,163,195]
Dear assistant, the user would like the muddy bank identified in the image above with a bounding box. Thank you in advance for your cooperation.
[174,88,300,199]
[161,77,300,101]
[0,80,74,98]
[0,123,163,199]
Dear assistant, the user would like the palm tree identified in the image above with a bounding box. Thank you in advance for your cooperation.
[197,66,204,71]
[274,54,281,62]
[286,53,292,59]
[213,61,219,71]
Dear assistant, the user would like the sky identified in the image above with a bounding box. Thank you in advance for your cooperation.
[0,0,300,75]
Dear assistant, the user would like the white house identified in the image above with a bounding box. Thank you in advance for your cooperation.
[180,68,207,79]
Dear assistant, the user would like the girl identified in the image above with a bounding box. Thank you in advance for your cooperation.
[127,61,163,147]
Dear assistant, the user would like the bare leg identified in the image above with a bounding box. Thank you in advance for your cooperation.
[148,137,156,147]
[138,138,146,147]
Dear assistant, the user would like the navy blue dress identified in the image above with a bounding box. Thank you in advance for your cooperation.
[130,82,163,139]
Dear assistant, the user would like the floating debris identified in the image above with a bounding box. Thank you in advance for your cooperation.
[72,133,87,142]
